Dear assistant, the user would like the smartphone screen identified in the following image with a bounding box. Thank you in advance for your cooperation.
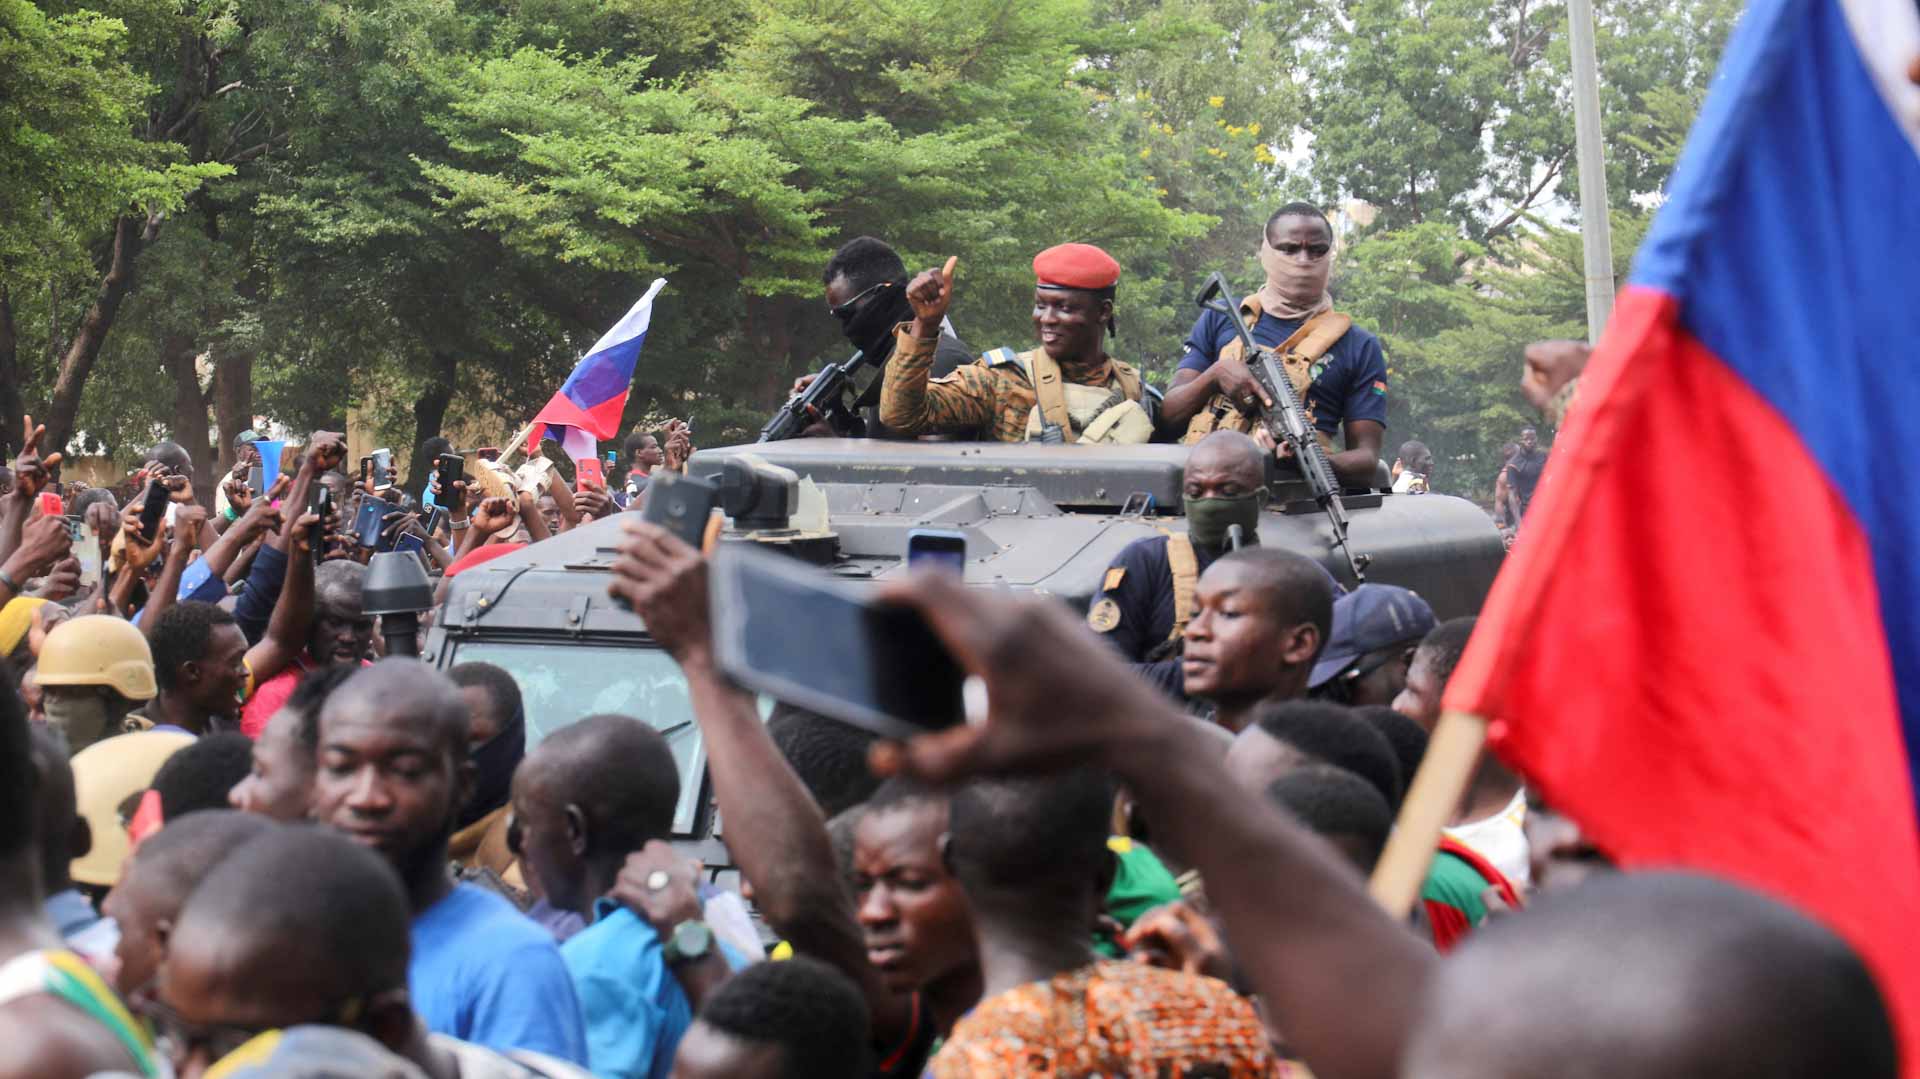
[37,492,62,518]
[639,471,716,549]
[246,464,264,493]
[371,448,393,491]
[711,545,964,740]
[73,521,101,590]
[907,529,967,575]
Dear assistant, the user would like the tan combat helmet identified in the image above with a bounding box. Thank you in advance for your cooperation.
[37,614,159,701]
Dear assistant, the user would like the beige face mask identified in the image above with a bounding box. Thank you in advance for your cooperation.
[1256,238,1334,321]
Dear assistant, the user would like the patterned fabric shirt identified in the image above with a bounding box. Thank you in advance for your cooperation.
[878,324,1138,442]
[930,960,1278,1077]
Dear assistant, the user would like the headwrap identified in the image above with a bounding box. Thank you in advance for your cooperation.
[839,281,912,359]
[1256,237,1334,321]
[459,697,525,830]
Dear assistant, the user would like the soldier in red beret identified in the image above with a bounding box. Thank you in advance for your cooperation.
[877,245,1156,445]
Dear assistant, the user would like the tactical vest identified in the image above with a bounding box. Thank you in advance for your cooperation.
[983,348,1153,445]
[1181,293,1351,450]
[1162,532,1199,640]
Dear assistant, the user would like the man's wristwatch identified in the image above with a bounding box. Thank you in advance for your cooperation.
[662,920,714,966]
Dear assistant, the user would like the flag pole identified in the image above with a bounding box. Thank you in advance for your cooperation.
[1367,710,1489,916]
[501,420,540,467]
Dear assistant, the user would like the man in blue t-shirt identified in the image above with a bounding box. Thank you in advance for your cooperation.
[1160,203,1389,488]
[511,713,730,1079]
[311,660,589,1066]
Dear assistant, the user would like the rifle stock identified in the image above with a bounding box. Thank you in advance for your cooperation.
[1195,272,1368,582]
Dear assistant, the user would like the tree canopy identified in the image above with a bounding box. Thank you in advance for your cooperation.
[0,0,1738,498]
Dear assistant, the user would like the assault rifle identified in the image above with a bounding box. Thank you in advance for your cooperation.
[759,349,878,443]
[1196,272,1369,582]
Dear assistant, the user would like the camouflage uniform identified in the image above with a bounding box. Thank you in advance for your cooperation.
[878,323,1142,442]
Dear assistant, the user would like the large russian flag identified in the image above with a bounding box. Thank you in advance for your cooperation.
[529,278,668,458]
[1445,0,1920,1063]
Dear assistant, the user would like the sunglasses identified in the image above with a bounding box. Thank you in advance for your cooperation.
[827,280,895,322]
[1273,242,1332,260]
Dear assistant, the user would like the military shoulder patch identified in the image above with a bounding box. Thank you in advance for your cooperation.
[1087,597,1122,633]
[1371,379,1388,396]
[1103,567,1126,592]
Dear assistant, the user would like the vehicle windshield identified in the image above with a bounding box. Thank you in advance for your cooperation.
[447,641,706,835]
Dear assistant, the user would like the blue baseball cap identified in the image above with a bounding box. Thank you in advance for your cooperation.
[1308,583,1437,690]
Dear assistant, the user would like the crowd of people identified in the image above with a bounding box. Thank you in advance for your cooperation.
[0,212,1899,1079]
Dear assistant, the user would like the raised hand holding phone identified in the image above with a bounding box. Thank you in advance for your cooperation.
[708,543,966,740]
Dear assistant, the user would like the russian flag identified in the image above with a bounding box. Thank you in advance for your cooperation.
[1445,0,1920,1064]
[529,278,668,458]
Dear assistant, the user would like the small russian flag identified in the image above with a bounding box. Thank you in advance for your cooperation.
[529,278,668,460]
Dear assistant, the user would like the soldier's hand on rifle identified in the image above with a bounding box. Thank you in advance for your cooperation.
[789,373,818,398]
[1251,426,1296,461]
[1211,357,1271,414]
[906,256,958,338]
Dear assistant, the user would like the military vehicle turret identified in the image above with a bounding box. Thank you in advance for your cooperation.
[424,439,1503,874]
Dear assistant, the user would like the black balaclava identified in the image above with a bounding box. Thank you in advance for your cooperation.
[459,700,525,830]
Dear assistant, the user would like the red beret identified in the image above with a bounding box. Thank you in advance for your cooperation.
[1033,243,1120,291]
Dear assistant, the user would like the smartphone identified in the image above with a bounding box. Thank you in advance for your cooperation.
[73,521,101,591]
[906,529,967,575]
[710,545,965,740]
[425,452,464,510]
[371,448,394,492]
[353,495,395,550]
[575,456,605,491]
[310,485,334,564]
[475,446,501,463]
[37,492,62,518]
[62,514,84,544]
[138,479,169,543]
[423,506,446,538]
[394,531,428,566]
[639,471,716,550]
[359,455,373,488]
[246,464,263,494]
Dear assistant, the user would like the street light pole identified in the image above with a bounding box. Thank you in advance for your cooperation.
[1567,0,1615,342]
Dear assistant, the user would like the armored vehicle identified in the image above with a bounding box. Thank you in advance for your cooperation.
[424,439,1504,871]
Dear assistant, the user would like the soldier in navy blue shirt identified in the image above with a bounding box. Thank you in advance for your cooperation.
[1160,204,1389,487]
[1089,432,1273,699]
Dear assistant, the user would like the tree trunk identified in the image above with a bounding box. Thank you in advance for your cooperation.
[0,288,22,454]
[406,349,459,498]
[160,331,215,508]
[43,212,160,457]
[212,346,254,477]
